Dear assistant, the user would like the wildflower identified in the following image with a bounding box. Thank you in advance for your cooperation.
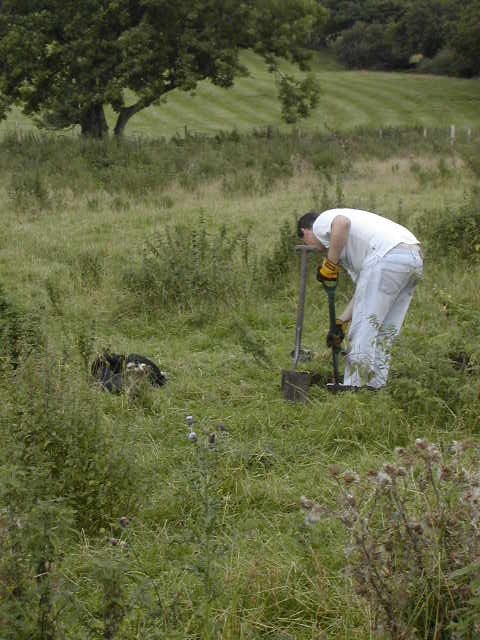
[186,415,195,427]
[376,471,392,488]
[345,493,356,507]
[382,463,397,477]
[305,504,326,525]
[329,464,342,478]
[449,440,467,456]
[300,495,314,509]
[415,438,429,450]
[208,432,216,445]
[439,466,452,481]
[343,470,360,484]
[109,538,129,550]
[119,516,130,528]
[427,444,441,462]
[340,513,355,528]
[408,522,424,535]
[218,422,227,432]
[188,431,198,442]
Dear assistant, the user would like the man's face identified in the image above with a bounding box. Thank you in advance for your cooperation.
[301,228,323,249]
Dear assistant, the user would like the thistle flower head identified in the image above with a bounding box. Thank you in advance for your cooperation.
[343,470,360,484]
[415,437,429,450]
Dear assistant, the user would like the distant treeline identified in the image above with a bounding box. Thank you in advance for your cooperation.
[317,0,480,77]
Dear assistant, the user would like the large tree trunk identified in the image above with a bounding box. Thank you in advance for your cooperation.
[113,102,148,138]
[80,104,108,138]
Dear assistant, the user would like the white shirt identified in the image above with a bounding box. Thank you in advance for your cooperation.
[313,208,419,280]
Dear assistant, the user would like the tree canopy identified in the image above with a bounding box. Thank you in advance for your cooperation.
[0,0,327,137]
[321,0,480,75]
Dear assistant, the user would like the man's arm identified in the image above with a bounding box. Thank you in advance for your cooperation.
[338,297,354,323]
[328,215,350,264]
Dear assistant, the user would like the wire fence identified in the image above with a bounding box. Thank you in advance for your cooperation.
[1,120,478,145]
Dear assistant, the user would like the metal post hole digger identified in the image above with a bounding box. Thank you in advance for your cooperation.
[281,245,342,402]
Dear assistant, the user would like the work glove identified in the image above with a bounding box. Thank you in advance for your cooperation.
[326,319,346,349]
[316,257,340,290]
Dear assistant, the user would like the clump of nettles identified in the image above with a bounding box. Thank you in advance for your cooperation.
[301,439,480,639]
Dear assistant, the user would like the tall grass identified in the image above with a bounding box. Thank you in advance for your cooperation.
[0,128,479,638]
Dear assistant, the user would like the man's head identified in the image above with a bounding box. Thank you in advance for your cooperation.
[297,211,322,248]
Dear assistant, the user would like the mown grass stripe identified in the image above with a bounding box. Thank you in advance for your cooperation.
[2,51,480,138]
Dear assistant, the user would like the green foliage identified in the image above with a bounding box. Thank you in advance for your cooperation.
[303,439,480,638]
[416,189,480,259]
[0,282,42,368]
[0,0,326,137]
[0,498,75,640]
[277,73,320,124]
[450,0,480,77]
[0,128,480,638]
[124,215,257,313]
[262,217,298,283]
[8,169,52,212]
[0,352,139,532]
[324,0,476,77]
[416,47,464,76]
[332,21,399,70]
[125,214,302,314]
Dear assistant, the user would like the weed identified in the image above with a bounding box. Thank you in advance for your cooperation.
[0,351,139,532]
[8,169,51,213]
[124,214,257,312]
[302,439,480,638]
[416,188,480,259]
[0,282,43,368]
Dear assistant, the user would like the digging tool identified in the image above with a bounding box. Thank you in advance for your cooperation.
[326,288,342,388]
[281,245,319,402]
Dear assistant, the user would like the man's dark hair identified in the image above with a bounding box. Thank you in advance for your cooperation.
[297,211,319,238]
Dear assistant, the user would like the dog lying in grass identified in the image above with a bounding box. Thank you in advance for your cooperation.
[91,351,167,393]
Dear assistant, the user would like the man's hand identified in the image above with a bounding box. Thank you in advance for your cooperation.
[316,257,340,290]
[327,319,346,349]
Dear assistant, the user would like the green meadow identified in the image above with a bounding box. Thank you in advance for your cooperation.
[1,57,480,638]
[2,51,480,138]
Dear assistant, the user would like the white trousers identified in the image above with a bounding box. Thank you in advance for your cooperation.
[343,245,423,388]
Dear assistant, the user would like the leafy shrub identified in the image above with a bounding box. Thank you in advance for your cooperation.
[302,439,480,638]
[462,142,480,179]
[0,352,139,532]
[124,214,257,312]
[125,215,302,312]
[8,169,52,212]
[261,217,298,285]
[331,22,399,70]
[0,282,42,367]
[415,189,480,259]
[417,48,465,76]
[0,497,75,640]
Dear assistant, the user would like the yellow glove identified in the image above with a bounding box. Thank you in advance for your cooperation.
[316,257,340,290]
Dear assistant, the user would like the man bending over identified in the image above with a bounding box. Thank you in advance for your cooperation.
[297,208,423,390]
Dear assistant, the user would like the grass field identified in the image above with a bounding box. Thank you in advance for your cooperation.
[1,46,480,636]
[1,121,480,637]
[2,50,480,139]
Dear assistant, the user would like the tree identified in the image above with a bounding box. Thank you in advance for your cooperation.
[0,0,327,137]
[450,0,480,76]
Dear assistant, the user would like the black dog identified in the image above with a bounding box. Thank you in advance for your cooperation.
[91,351,167,393]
